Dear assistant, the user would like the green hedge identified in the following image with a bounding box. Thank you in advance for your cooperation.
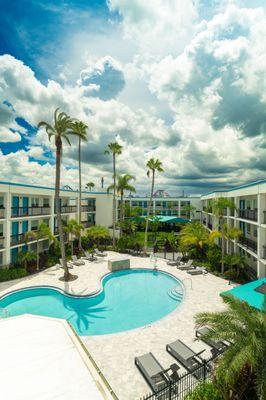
[185,382,222,400]
[0,268,27,282]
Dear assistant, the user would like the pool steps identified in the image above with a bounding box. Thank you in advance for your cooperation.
[167,287,183,301]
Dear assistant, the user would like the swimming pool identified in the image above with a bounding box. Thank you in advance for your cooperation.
[0,269,183,336]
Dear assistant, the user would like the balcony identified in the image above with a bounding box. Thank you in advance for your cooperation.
[10,233,27,246]
[60,205,77,214]
[11,206,51,218]
[81,205,96,212]
[0,237,4,249]
[0,207,5,219]
[238,236,257,253]
[238,209,257,222]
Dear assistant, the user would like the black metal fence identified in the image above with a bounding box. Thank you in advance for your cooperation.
[139,357,215,400]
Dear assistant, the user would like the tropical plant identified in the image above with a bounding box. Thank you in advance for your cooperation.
[185,381,222,400]
[86,225,109,249]
[179,222,210,258]
[144,158,164,255]
[195,295,266,400]
[86,182,95,191]
[104,141,123,246]
[24,223,55,270]
[224,253,248,280]
[107,174,135,236]
[70,121,88,250]
[38,109,80,280]
[18,250,37,271]
[64,219,84,255]
[211,198,236,274]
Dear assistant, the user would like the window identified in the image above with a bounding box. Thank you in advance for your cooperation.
[43,219,50,227]
[253,226,257,237]
[0,252,3,266]
[0,196,4,208]
[31,198,39,207]
[0,224,3,236]
[247,224,251,234]
[31,220,39,231]
[43,198,50,207]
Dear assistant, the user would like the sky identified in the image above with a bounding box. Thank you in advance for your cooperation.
[0,0,265,195]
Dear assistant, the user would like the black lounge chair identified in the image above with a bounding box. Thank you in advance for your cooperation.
[135,352,180,393]
[166,340,205,376]
[195,327,228,356]
[167,256,182,266]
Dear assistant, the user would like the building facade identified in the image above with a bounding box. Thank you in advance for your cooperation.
[201,180,266,279]
[124,195,202,220]
[0,181,112,267]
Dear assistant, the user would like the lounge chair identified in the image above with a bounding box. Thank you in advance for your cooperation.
[195,327,228,356]
[84,251,97,262]
[71,255,85,266]
[166,340,205,376]
[135,352,179,393]
[167,256,182,267]
[177,260,193,270]
[59,258,73,269]
[187,267,207,275]
[95,248,107,257]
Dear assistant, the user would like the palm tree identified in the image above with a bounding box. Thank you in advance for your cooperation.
[107,174,136,236]
[18,250,37,270]
[195,295,266,400]
[24,223,55,270]
[211,198,236,274]
[70,121,88,250]
[86,182,95,191]
[87,225,109,249]
[180,221,210,258]
[64,219,83,255]
[224,253,248,280]
[104,141,123,246]
[38,109,82,281]
[144,158,164,255]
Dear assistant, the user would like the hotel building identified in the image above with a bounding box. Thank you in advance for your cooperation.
[201,180,266,279]
[0,181,113,267]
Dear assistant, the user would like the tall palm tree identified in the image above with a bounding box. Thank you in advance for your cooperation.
[64,219,83,255]
[104,141,123,246]
[70,121,88,250]
[195,296,266,400]
[38,108,81,281]
[86,182,95,191]
[24,223,55,270]
[107,174,136,236]
[211,198,236,274]
[144,158,164,255]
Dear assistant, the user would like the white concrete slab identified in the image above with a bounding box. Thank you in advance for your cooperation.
[0,315,107,400]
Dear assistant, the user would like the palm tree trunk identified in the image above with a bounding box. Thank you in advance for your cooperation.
[55,139,69,280]
[112,153,116,247]
[37,240,39,271]
[144,170,155,255]
[78,137,82,250]
[221,220,225,274]
[119,192,123,237]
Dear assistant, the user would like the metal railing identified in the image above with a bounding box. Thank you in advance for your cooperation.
[11,206,51,217]
[60,205,77,214]
[139,357,215,400]
[238,209,257,221]
[238,236,257,252]
[81,205,96,212]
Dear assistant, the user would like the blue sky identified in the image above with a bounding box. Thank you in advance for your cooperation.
[0,0,265,194]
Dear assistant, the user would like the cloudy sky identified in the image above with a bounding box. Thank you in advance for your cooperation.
[0,0,265,195]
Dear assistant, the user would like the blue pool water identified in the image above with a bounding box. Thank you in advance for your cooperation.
[0,269,183,336]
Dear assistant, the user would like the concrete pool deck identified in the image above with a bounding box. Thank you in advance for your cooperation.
[0,252,233,400]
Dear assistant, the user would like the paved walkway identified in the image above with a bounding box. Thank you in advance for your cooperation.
[0,253,233,400]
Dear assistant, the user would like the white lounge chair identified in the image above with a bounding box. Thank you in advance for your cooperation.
[95,248,107,257]
[177,260,193,270]
[71,255,85,266]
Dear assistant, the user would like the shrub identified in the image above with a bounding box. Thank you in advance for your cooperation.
[0,268,27,282]
[185,381,222,400]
